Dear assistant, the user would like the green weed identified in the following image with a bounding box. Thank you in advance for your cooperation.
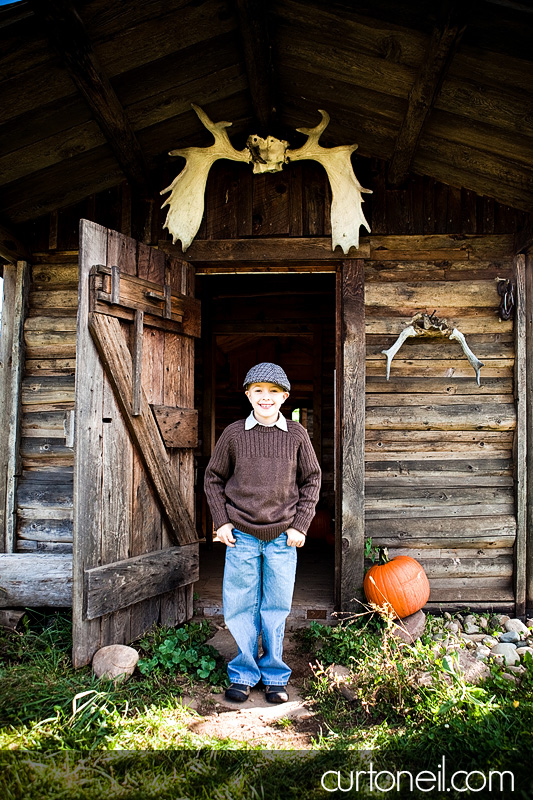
[137,620,229,686]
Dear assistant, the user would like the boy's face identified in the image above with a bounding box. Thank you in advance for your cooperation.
[245,382,289,425]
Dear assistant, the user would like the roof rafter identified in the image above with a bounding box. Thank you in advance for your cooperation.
[28,0,149,190]
[234,0,277,131]
[387,3,468,188]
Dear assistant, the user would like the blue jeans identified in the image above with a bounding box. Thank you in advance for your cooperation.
[222,529,297,687]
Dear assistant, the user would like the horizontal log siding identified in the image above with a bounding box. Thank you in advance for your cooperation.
[16,255,77,554]
[365,258,516,610]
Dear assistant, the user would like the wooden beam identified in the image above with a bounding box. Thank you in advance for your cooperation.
[159,237,371,262]
[340,260,366,610]
[85,544,199,619]
[0,554,72,607]
[387,5,467,187]
[28,0,149,189]
[234,0,277,130]
[0,221,30,264]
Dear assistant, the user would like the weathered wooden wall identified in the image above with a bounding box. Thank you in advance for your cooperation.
[364,241,516,612]
[17,253,77,554]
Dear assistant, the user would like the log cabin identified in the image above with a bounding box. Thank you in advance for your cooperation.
[0,0,532,666]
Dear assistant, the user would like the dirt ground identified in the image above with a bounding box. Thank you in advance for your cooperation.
[182,622,324,748]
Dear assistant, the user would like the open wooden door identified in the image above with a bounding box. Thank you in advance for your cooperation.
[72,220,200,667]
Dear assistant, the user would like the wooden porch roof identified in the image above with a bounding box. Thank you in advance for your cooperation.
[0,0,532,238]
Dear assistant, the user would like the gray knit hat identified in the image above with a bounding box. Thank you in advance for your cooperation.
[243,362,291,392]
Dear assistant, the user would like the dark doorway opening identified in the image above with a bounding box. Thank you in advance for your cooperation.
[194,271,336,621]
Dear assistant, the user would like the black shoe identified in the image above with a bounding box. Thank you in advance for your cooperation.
[264,685,289,703]
[224,683,250,702]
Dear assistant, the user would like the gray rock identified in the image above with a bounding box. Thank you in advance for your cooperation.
[501,672,520,685]
[462,633,487,643]
[516,646,533,658]
[499,630,520,644]
[482,636,499,647]
[478,616,489,630]
[504,618,530,636]
[391,610,426,643]
[463,622,480,634]
[490,643,520,666]
[453,650,490,684]
[506,664,526,675]
[476,645,491,660]
[444,621,459,634]
[463,614,476,626]
[92,644,139,681]
[444,612,452,621]
[488,616,503,633]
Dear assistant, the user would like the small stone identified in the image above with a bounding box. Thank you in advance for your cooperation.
[444,622,459,634]
[476,645,491,660]
[488,616,503,633]
[506,664,526,675]
[455,613,464,622]
[92,644,139,681]
[391,610,426,643]
[463,622,480,634]
[499,630,520,644]
[432,633,445,641]
[326,664,351,680]
[504,618,530,636]
[526,618,533,629]
[462,633,487,643]
[501,672,520,685]
[463,614,476,626]
[516,646,533,658]
[453,650,491,683]
[482,636,499,647]
[444,612,452,621]
[478,616,489,630]
[490,643,520,666]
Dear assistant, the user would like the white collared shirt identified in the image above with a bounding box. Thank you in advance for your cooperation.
[245,410,288,431]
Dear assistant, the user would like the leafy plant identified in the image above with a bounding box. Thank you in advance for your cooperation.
[364,536,380,563]
[137,620,228,686]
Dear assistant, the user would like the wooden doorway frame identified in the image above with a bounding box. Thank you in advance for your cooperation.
[160,238,367,611]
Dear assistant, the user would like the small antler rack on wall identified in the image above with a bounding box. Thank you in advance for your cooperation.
[381,311,485,385]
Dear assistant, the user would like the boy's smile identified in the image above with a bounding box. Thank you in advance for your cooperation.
[245,382,289,425]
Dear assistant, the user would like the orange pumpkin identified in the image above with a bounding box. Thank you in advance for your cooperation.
[363,549,430,619]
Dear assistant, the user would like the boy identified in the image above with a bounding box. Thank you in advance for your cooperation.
[204,362,321,703]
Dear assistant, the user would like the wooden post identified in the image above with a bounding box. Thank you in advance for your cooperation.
[0,261,29,553]
[340,260,366,610]
[525,252,533,613]
[514,255,527,616]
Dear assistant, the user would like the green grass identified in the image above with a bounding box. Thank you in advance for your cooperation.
[1,609,532,798]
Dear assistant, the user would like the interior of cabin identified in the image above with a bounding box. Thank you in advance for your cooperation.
[193,271,337,620]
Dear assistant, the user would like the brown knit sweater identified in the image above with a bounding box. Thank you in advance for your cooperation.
[204,419,321,541]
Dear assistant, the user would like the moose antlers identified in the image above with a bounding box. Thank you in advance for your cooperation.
[161,105,371,253]
[382,312,485,385]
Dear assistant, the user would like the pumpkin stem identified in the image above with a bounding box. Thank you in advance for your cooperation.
[377,547,390,565]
